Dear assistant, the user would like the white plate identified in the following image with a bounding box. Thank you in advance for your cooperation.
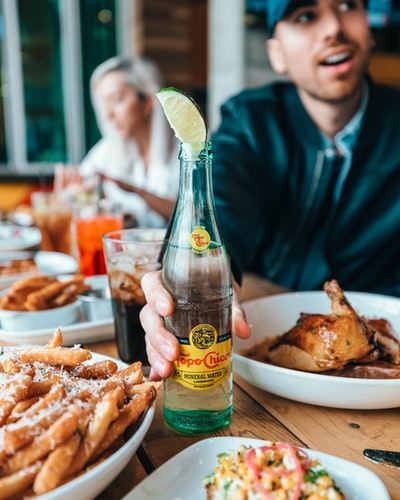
[124,436,389,499]
[0,223,41,251]
[233,291,400,409]
[0,275,114,344]
[0,298,80,331]
[0,251,78,290]
[1,351,155,500]
[0,309,114,345]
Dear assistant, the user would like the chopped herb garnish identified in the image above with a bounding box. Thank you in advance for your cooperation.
[304,468,328,483]
[223,480,233,492]
[203,473,214,486]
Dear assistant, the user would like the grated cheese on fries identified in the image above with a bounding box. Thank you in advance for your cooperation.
[0,329,160,498]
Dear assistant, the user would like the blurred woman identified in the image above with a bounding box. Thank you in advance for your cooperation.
[55,56,179,228]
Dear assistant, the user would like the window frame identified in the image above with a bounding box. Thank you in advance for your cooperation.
[0,0,136,175]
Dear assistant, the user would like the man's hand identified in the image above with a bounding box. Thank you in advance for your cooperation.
[140,271,251,380]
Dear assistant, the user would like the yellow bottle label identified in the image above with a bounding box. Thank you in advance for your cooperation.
[190,227,211,252]
[171,323,232,391]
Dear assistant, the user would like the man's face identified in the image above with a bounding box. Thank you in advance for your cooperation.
[266,0,373,104]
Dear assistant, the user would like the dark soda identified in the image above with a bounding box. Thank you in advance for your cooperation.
[111,298,148,365]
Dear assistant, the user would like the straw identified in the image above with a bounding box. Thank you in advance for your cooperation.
[37,167,48,192]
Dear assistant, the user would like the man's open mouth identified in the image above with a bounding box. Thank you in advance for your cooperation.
[320,51,352,66]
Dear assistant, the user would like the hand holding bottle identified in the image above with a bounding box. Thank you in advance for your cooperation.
[140,270,251,381]
[154,87,253,433]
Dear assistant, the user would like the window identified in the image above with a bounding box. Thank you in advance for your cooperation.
[19,0,66,164]
[0,6,6,163]
[369,0,400,28]
[0,0,133,174]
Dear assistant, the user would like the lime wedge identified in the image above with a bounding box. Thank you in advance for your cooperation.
[155,87,207,143]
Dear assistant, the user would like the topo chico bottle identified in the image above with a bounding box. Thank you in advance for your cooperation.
[162,141,233,434]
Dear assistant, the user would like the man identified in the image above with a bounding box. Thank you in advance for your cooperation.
[141,0,400,379]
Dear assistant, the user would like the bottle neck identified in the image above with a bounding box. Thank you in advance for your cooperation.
[170,141,221,248]
[178,141,212,162]
[178,141,213,208]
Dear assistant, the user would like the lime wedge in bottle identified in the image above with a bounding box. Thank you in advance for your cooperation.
[155,87,207,143]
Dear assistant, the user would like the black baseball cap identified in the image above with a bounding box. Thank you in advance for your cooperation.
[266,0,368,35]
[266,0,293,35]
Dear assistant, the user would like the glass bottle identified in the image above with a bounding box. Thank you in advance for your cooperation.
[162,141,233,434]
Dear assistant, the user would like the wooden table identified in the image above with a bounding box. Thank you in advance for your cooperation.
[93,363,400,498]
[92,347,400,499]
[2,274,399,498]
[94,274,400,499]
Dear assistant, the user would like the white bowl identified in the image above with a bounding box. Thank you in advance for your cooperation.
[1,351,155,500]
[233,291,400,409]
[0,299,80,331]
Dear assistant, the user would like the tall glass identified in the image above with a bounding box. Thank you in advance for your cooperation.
[31,191,74,256]
[74,199,123,276]
[103,228,165,365]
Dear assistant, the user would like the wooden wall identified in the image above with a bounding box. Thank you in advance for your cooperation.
[139,0,208,114]
[369,53,400,88]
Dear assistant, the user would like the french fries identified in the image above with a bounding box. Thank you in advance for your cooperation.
[0,258,38,277]
[0,275,92,311]
[0,330,159,498]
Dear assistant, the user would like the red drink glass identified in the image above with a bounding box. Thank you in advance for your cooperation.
[75,200,123,276]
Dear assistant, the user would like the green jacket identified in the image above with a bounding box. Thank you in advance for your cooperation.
[212,79,400,297]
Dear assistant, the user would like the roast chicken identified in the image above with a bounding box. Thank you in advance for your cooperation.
[256,279,400,376]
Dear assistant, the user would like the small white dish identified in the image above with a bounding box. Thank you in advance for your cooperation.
[0,299,80,331]
[0,275,114,344]
[8,211,34,227]
[0,223,41,251]
[124,436,389,499]
[233,291,400,409]
[0,314,114,345]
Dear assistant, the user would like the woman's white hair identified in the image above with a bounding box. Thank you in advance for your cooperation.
[88,56,174,175]
[90,56,163,104]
